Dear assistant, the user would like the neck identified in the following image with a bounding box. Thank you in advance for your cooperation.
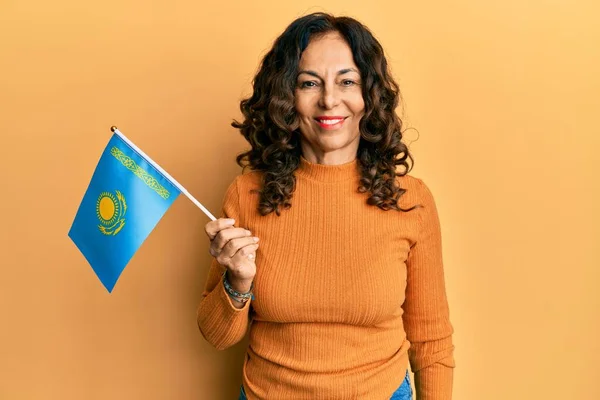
[300,141,359,165]
[296,155,360,183]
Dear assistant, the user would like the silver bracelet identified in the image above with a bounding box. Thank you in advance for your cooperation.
[222,271,255,303]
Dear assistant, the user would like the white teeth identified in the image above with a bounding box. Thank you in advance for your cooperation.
[319,119,343,125]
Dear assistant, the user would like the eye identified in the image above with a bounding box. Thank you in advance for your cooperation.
[300,81,318,88]
[342,80,357,86]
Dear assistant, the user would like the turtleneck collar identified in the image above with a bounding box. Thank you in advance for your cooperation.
[295,155,360,183]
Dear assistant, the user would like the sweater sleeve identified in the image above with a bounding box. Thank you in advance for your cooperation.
[196,176,252,350]
[403,178,456,399]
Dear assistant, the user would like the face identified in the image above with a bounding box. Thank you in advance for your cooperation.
[294,31,365,163]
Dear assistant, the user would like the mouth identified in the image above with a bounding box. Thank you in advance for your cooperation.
[314,116,347,130]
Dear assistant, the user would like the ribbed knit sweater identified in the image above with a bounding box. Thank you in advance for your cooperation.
[197,156,455,399]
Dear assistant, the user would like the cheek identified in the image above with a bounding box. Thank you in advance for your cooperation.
[350,94,365,115]
[294,93,312,119]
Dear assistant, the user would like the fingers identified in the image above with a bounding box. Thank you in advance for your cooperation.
[212,227,252,253]
[216,240,259,267]
[204,218,236,240]
[220,236,260,259]
[205,216,261,273]
[228,243,260,273]
[235,243,259,260]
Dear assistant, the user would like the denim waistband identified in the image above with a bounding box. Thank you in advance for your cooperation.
[238,370,412,399]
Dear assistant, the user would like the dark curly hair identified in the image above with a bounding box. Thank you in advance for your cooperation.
[232,12,418,216]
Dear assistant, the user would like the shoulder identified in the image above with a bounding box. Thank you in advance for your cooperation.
[395,173,436,209]
[222,169,263,202]
[235,169,263,193]
[218,170,263,222]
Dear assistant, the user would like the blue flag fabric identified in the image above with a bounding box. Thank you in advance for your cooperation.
[68,133,180,292]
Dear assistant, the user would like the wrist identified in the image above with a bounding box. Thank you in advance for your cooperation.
[223,271,255,303]
[226,271,254,293]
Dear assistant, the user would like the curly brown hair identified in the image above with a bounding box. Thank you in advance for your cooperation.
[232,12,418,216]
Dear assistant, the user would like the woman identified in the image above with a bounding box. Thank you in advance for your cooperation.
[197,12,455,400]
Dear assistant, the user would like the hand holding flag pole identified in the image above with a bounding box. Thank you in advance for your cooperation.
[68,126,217,292]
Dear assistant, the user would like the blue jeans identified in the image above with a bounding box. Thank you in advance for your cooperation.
[238,370,412,399]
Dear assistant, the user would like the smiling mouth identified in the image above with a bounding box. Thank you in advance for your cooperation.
[314,117,347,129]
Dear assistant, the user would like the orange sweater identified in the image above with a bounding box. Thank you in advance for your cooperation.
[197,157,455,399]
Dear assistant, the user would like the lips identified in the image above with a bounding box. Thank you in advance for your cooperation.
[314,116,347,129]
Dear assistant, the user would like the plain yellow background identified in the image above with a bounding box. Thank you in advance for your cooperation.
[1,1,598,399]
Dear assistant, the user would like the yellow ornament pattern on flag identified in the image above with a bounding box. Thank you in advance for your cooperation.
[110,146,171,199]
[96,190,127,235]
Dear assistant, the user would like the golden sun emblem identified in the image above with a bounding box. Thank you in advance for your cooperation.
[96,190,127,235]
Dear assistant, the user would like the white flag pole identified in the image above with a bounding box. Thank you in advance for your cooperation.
[110,126,217,221]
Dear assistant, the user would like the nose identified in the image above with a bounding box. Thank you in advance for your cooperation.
[318,82,341,110]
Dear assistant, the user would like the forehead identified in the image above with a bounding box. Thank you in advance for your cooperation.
[298,32,358,71]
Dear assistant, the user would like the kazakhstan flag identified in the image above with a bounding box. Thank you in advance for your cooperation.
[68,129,181,292]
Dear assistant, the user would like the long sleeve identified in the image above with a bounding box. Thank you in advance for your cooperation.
[196,176,252,350]
[403,178,456,399]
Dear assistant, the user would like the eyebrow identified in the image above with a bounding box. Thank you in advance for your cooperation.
[297,68,359,79]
